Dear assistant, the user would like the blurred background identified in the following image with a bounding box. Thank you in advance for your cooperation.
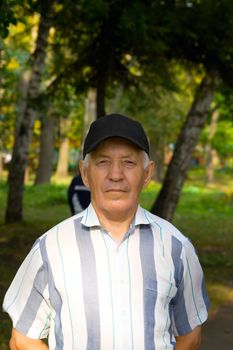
[0,0,233,348]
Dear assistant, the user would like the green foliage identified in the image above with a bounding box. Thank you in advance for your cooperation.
[199,88,233,164]
[2,0,233,158]
[0,0,18,38]
[0,10,39,152]
[212,120,233,158]
[165,0,233,84]
[1,0,233,224]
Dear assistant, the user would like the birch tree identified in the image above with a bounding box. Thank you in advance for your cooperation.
[151,74,219,220]
[5,0,54,222]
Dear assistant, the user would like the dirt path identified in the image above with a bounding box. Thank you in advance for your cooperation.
[200,304,233,350]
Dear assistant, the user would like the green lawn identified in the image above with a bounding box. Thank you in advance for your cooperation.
[0,170,233,347]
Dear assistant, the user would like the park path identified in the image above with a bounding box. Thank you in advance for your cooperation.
[200,304,233,350]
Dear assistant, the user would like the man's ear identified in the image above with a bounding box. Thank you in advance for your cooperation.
[79,160,90,188]
[143,161,154,188]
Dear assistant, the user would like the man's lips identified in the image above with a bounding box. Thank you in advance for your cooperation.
[104,186,130,192]
[105,189,127,192]
[103,183,130,192]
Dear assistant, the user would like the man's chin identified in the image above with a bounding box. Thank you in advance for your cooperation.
[102,200,135,213]
[104,192,127,201]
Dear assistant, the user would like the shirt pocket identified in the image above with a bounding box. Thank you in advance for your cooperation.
[145,278,177,308]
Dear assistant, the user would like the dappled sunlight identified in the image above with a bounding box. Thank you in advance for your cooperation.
[207,283,233,315]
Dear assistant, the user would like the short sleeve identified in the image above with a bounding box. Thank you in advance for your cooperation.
[3,239,51,339]
[172,239,209,336]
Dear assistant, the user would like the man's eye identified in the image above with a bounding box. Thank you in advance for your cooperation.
[123,160,136,166]
[96,160,109,165]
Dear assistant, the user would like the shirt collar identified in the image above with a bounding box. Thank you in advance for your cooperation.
[80,204,101,228]
[81,203,154,228]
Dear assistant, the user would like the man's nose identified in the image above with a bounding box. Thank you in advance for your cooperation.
[108,162,123,180]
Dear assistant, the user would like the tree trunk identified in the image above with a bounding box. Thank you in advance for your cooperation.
[150,139,165,183]
[14,70,31,137]
[55,138,69,178]
[96,19,112,119]
[5,1,53,223]
[151,74,218,221]
[83,88,96,136]
[205,110,219,184]
[96,67,107,118]
[35,112,55,185]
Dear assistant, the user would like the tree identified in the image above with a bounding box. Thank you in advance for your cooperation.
[34,111,55,184]
[0,14,32,179]
[3,0,233,223]
[107,66,193,182]
[151,74,218,220]
[50,0,169,119]
[55,137,70,178]
[150,0,233,220]
[5,0,54,222]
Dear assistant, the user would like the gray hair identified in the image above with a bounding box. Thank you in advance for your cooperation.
[83,151,150,169]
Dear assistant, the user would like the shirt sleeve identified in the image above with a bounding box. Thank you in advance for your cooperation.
[172,239,210,336]
[3,239,51,339]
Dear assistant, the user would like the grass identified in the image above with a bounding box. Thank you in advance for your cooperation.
[0,167,233,346]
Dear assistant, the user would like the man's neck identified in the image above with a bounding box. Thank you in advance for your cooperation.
[93,205,137,241]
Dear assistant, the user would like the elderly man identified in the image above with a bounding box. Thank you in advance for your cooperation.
[3,114,209,350]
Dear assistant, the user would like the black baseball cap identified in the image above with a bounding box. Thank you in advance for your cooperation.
[83,113,150,158]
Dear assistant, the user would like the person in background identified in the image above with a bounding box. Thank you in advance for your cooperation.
[3,113,209,350]
[67,173,90,215]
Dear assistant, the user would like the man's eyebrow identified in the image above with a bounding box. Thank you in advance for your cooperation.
[96,153,136,158]
[94,153,110,158]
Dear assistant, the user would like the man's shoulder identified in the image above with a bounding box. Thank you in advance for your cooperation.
[39,211,87,242]
[141,208,189,245]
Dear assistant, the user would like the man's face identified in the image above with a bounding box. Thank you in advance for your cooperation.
[80,138,154,219]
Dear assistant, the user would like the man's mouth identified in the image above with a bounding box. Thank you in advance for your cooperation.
[104,186,130,193]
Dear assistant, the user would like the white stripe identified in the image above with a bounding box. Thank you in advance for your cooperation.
[91,228,115,349]
[182,241,207,329]
[128,227,145,349]
[46,221,87,349]
[3,246,42,328]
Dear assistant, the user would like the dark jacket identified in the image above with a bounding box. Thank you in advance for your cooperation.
[67,175,91,215]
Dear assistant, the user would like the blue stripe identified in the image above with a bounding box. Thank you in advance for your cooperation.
[74,218,101,350]
[15,258,48,335]
[168,304,176,347]
[171,238,191,335]
[143,210,164,256]
[40,235,64,350]
[186,256,203,323]
[140,225,156,350]
[171,237,183,287]
[202,275,210,311]
[4,245,40,312]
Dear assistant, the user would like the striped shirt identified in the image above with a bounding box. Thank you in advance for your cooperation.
[3,204,209,350]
